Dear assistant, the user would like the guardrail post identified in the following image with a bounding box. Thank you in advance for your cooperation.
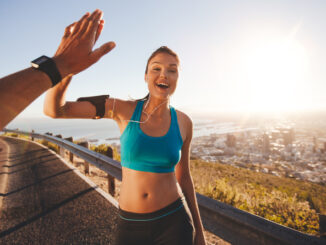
[105,147,115,197]
[65,137,74,163]
[55,134,63,157]
[79,141,90,174]
[31,130,34,141]
[319,214,326,237]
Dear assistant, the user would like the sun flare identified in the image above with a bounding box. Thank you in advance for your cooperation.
[245,38,308,112]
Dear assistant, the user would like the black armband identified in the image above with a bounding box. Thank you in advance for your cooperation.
[77,94,109,119]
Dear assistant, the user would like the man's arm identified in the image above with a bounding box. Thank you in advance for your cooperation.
[0,9,115,130]
[0,68,52,130]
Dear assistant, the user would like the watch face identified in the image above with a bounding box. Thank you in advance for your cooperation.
[31,55,49,68]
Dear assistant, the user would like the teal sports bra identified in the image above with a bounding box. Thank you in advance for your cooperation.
[120,100,183,173]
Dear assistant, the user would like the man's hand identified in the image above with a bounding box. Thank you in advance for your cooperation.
[53,9,116,78]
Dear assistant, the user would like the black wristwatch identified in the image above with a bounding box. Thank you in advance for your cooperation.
[31,55,62,87]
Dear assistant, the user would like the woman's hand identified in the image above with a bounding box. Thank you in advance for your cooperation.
[60,74,73,85]
[53,9,116,78]
[195,231,207,245]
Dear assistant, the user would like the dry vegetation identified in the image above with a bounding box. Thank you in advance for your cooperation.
[190,159,325,235]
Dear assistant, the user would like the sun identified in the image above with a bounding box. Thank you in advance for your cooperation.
[244,37,308,112]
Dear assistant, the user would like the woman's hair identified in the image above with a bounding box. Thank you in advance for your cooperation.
[137,46,179,101]
[144,46,180,74]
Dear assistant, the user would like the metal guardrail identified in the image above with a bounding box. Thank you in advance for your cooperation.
[2,128,325,245]
[3,129,122,181]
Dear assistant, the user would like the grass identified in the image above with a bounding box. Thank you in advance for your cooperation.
[37,139,59,153]
[90,144,121,161]
[190,159,325,234]
[2,132,30,140]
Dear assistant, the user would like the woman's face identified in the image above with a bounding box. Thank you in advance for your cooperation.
[145,53,179,100]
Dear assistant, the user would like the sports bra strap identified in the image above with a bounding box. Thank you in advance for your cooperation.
[131,100,145,121]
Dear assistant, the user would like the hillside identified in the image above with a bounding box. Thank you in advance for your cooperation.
[190,159,325,234]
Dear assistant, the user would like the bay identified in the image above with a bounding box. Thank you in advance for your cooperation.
[5,117,256,145]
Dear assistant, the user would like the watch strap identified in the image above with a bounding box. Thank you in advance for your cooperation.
[31,56,62,87]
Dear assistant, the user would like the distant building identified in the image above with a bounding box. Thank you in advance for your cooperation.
[283,130,294,146]
[290,128,295,142]
[262,133,270,159]
[271,130,281,140]
[226,134,236,148]
[274,127,295,147]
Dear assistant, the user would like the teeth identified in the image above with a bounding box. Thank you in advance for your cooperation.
[157,83,169,87]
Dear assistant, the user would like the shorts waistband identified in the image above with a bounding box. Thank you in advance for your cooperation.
[118,197,185,222]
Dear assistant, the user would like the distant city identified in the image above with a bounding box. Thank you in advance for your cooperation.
[191,125,326,184]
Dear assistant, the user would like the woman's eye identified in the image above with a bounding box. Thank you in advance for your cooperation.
[153,68,161,71]
[169,70,177,73]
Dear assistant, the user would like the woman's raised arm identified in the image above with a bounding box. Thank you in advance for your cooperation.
[43,75,97,118]
[44,75,134,121]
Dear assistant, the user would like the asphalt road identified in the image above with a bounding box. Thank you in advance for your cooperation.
[0,136,119,244]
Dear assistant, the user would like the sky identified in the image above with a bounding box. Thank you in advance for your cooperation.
[1,0,326,121]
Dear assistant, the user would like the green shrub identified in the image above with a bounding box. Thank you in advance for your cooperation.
[37,139,59,153]
[190,159,324,235]
[90,144,121,161]
[4,132,29,139]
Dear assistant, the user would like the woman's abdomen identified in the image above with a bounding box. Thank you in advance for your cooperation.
[119,167,182,213]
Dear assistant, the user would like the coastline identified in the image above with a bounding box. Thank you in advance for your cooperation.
[5,117,257,146]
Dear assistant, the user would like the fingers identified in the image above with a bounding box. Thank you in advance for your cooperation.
[85,10,103,40]
[90,41,116,63]
[60,11,90,43]
[72,12,90,36]
[95,20,104,43]
[62,74,73,83]
[77,10,101,39]
[55,22,77,56]
[53,9,112,76]
[63,22,76,38]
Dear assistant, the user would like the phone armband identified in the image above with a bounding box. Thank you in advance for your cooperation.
[77,94,109,119]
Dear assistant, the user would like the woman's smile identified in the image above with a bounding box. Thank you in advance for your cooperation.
[145,53,179,99]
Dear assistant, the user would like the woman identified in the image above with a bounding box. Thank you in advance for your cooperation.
[44,46,206,245]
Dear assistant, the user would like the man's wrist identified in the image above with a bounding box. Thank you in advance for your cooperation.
[52,56,71,79]
[31,56,63,87]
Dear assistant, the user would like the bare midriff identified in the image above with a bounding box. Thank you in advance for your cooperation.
[119,167,183,213]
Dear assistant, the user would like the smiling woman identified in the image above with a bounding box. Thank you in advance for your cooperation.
[43,45,206,244]
[245,37,309,112]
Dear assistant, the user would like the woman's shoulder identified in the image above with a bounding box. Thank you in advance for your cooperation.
[114,98,138,108]
[174,109,193,142]
[175,109,193,128]
[105,98,138,121]
[116,98,139,114]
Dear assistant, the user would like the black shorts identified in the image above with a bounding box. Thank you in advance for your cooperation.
[114,197,195,245]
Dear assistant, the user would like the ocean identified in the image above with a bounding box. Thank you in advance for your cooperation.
[4,117,258,145]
